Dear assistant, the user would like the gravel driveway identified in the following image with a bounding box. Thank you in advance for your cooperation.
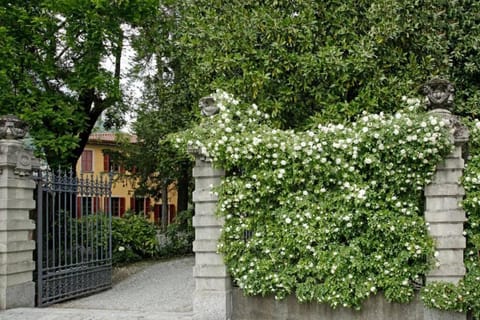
[55,256,195,313]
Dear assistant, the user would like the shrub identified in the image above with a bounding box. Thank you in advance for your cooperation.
[175,91,453,309]
[158,209,195,256]
[111,212,159,264]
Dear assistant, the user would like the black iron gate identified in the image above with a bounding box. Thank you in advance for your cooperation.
[35,169,112,306]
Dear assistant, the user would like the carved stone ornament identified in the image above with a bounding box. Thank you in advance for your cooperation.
[428,108,469,144]
[421,78,455,111]
[187,144,211,160]
[0,115,28,140]
[199,96,220,117]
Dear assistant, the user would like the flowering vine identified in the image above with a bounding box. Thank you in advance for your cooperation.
[176,90,457,309]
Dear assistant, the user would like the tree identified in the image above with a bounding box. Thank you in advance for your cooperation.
[174,0,480,128]
[0,0,158,170]
[114,4,195,226]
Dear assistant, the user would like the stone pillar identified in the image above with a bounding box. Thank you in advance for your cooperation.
[422,79,467,320]
[424,139,467,284]
[190,149,231,320]
[0,115,39,309]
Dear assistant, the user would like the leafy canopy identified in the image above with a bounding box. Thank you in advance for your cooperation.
[0,0,158,169]
[176,0,480,128]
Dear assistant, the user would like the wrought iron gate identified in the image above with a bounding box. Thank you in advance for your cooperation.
[35,170,112,306]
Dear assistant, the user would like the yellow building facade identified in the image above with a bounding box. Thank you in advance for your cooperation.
[76,132,178,225]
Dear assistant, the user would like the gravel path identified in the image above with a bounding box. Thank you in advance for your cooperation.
[0,256,196,320]
[55,256,195,313]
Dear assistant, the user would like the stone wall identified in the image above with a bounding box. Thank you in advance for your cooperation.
[232,289,467,320]
[190,84,469,320]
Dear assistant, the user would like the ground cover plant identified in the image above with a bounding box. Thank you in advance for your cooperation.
[176,90,459,309]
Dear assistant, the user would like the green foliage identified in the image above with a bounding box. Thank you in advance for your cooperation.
[0,0,159,169]
[77,213,111,251]
[123,2,194,215]
[175,91,454,308]
[112,212,159,264]
[422,119,480,318]
[159,209,195,256]
[175,0,480,128]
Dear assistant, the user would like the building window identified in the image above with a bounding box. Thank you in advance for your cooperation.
[76,197,100,217]
[130,197,150,215]
[105,197,125,217]
[81,150,93,172]
[103,153,124,173]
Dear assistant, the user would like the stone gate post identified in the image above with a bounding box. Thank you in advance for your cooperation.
[0,115,39,309]
[190,149,231,320]
[422,79,467,320]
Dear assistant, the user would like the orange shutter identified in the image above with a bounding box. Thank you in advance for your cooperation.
[169,204,176,223]
[103,154,110,172]
[154,205,161,224]
[120,198,126,217]
[81,150,93,172]
[104,197,110,214]
[76,197,82,218]
[145,198,151,214]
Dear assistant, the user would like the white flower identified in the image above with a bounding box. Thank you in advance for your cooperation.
[358,189,367,199]
[285,217,292,224]
[118,246,125,252]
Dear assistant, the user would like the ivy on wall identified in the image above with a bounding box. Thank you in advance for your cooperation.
[175,91,480,312]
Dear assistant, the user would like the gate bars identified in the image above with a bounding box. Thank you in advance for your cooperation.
[35,169,113,306]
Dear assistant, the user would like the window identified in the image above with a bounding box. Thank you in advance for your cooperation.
[81,197,93,215]
[103,153,124,173]
[130,197,150,215]
[76,197,99,217]
[81,150,93,172]
[105,197,125,217]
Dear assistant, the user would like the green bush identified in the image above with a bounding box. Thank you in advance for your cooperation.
[159,209,195,256]
[175,91,453,309]
[111,212,159,264]
[176,0,480,129]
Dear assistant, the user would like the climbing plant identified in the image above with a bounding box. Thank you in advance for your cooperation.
[175,90,457,309]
